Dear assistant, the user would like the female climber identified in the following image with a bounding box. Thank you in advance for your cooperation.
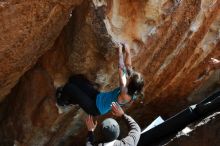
[56,44,144,116]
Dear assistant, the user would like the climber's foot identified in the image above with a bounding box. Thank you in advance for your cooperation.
[56,86,78,106]
[56,103,79,114]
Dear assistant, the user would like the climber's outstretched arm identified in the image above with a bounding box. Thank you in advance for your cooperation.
[124,44,132,68]
[118,44,127,92]
[118,44,125,71]
[124,44,133,76]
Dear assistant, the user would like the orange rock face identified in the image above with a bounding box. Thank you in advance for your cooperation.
[0,0,220,146]
[102,0,220,100]
[0,0,83,102]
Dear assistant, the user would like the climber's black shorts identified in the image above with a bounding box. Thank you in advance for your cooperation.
[57,75,101,116]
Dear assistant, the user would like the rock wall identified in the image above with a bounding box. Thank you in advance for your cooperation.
[101,0,220,100]
[0,0,83,102]
[0,0,220,146]
[0,1,117,145]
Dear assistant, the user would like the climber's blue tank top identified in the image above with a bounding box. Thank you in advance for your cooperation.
[96,87,120,115]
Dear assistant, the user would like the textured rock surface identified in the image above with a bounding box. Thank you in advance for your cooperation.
[0,0,220,146]
[0,0,83,102]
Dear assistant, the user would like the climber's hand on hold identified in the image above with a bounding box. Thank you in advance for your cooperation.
[111,102,124,117]
[117,43,123,52]
[118,43,123,49]
[124,44,131,54]
[85,115,97,132]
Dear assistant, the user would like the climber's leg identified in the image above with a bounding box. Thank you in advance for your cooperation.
[57,83,100,116]
[68,74,100,99]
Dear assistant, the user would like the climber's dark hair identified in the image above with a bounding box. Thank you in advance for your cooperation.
[127,71,144,99]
